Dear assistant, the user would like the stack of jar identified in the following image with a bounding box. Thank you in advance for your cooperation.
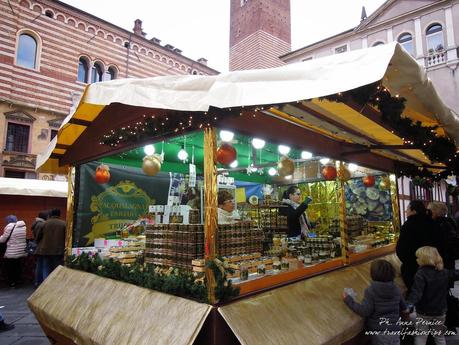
[145,224,204,269]
[294,236,338,265]
[217,221,264,256]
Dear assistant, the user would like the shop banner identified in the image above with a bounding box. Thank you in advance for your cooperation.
[74,162,170,246]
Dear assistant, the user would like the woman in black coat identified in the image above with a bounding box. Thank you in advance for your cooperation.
[279,186,313,238]
[396,200,436,292]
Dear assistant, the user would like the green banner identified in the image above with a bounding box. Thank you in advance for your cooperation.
[74,162,170,246]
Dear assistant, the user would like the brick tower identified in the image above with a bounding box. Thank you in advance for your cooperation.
[229,0,291,71]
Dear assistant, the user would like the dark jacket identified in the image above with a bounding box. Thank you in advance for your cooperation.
[279,201,309,238]
[36,217,66,256]
[31,217,45,240]
[407,266,459,316]
[344,281,406,331]
[396,214,436,289]
[434,217,458,270]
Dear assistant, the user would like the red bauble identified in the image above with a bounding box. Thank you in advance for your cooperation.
[321,165,337,181]
[363,175,376,187]
[95,164,110,184]
[217,143,237,165]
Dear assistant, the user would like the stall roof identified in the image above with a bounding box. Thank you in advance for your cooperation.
[0,178,68,198]
[37,42,459,174]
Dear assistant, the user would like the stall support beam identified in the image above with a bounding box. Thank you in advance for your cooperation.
[204,127,217,304]
[338,162,350,265]
[390,175,401,234]
[65,167,75,258]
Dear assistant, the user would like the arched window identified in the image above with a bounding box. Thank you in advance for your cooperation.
[16,33,37,69]
[372,41,385,47]
[398,33,413,56]
[104,66,116,81]
[77,57,89,83]
[91,62,103,83]
[426,23,444,52]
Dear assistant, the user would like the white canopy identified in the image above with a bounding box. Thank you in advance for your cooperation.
[0,177,68,198]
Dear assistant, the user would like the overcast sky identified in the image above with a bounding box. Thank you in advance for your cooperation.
[60,0,387,72]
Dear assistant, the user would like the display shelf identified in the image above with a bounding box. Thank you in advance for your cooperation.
[348,243,396,264]
[236,258,344,295]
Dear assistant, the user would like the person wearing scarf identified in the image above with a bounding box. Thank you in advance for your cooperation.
[280,186,313,238]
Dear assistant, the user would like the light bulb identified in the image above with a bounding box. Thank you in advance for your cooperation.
[348,163,358,172]
[252,138,265,149]
[178,148,188,161]
[278,145,291,155]
[301,151,313,159]
[143,144,155,155]
[268,167,277,176]
[319,158,330,165]
[249,164,258,172]
[230,160,238,168]
[285,175,292,180]
[219,130,234,142]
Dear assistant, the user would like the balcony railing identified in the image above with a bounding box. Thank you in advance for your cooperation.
[425,50,446,67]
[1,151,37,170]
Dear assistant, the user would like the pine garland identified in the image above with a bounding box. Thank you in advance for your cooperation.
[322,81,459,180]
[66,253,240,303]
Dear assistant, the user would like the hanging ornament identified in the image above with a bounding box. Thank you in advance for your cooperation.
[321,165,337,181]
[217,143,237,165]
[95,164,110,184]
[142,154,162,176]
[379,176,391,190]
[277,156,295,177]
[363,175,376,187]
[337,164,351,182]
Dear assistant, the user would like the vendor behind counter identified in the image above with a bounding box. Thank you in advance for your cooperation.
[280,185,313,238]
[217,190,241,224]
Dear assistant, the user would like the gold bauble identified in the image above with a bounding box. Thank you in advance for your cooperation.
[277,157,295,177]
[379,176,391,190]
[142,154,161,176]
[337,168,351,182]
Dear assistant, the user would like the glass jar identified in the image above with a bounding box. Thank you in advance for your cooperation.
[257,264,266,275]
[240,265,249,281]
[281,258,289,270]
[273,261,281,271]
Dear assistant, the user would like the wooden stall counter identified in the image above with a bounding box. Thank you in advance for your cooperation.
[348,243,396,265]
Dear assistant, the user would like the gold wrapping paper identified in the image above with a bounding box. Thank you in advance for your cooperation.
[219,254,402,345]
[203,127,218,304]
[65,166,75,257]
[28,266,212,345]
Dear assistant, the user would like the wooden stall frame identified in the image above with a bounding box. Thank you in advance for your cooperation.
[65,166,75,258]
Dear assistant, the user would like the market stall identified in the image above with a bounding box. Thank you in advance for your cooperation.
[30,42,459,344]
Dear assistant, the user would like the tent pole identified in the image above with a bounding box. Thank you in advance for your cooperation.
[390,174,401,234]
[64,166,75,259]
[204,127,217,304]
[337,162,349,265]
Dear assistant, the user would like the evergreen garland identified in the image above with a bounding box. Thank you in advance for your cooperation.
[66,253,240,303]
[321,81,459,180]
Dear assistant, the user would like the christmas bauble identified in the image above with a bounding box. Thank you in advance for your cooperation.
[379,176,391,190]
[217,143,237,165]
[337,167,351,182]
[277,157,295,177]
[143,154,161,176]
[95,164,110,184]
[322,165,337,181]
[363,175,376,187]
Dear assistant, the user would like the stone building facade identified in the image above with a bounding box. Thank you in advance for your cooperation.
[281,0,459,119]
[0,0,217,180]
[229,0,291,70]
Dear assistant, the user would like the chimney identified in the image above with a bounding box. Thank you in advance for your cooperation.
[133,19,146,37]
[197,58,208,66]
[361,6,367,21]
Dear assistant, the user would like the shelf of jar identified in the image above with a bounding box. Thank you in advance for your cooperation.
[233,258,344,296]
[348,243,396,264]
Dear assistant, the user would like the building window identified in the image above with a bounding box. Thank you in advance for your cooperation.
[50,129,58,141]
[398,33,413,56]
[4,170,26,179]
[16,33,37,69]
[78,57,89,83]
[302,57,313,62]
[104,66,117,81]
[334,45,347,54]
[372,41,385,47]
[5,123,29,153]
[91,62,103,83]
[426,23,444,52]
[240,0,248,6]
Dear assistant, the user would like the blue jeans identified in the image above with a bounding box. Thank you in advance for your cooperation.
[41,255,63,283]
